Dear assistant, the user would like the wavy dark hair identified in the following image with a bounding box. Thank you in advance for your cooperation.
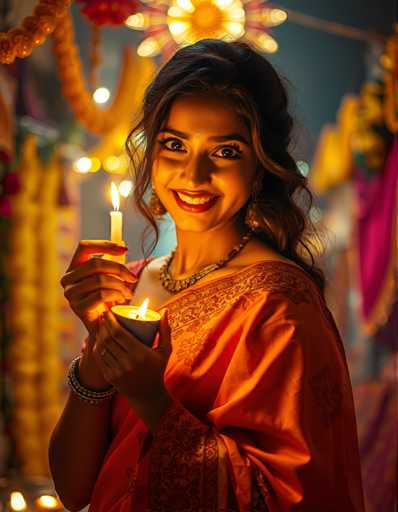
[126,39,325,292]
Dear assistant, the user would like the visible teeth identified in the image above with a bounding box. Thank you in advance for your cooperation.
[176,192,214,205]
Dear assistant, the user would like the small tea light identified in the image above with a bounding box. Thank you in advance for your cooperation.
[112,298,160,347]
[35,494,63,510]
[9,491,27,511]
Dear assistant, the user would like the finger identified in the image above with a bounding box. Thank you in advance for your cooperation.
[156,308,172,355]
[73,289,128,321]
[64,274,134,302]
[94,325,119,370]
[103,310,145,354]
[103,333,130,365]
[67,240,128,271]
[61,257,137,289]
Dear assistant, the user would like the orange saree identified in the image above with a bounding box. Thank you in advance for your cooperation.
[88,259,365,512]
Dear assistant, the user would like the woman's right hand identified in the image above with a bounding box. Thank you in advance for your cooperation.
[61,241,138,389]
[61,240,137,336]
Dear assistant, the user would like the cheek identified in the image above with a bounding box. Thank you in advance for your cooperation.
[217,168,254,202]
[152,157,178,188]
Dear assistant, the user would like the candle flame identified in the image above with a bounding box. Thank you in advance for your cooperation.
[111,181,120,211]
[137,298,149,318]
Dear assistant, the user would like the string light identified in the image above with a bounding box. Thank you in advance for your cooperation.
[119,180,133,197]
[88,156,101,172]
[104,155,121,173]
[93,87,110,104]
[73,157,92,174]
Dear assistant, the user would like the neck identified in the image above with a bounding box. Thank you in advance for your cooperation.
[171,218,249,279]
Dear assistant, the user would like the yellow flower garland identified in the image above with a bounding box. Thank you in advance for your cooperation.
[0,0,71,64]
[52,8,154,135]
[8,137,63,476]
[383,29,398,134]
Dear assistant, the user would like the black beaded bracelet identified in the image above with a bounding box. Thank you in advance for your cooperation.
[67,355,116,405]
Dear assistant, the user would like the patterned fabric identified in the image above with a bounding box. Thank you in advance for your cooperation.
[88,259,365,512]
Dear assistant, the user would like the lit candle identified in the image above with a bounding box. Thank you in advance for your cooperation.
[106,182,126,264]
[9,491,27,511]
[35,495,62,510]
[112,298,161,347]
[110,182,123,243]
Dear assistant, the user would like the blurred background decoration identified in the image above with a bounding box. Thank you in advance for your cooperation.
[0,0,396,510]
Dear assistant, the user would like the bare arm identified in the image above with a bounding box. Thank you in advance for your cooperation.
[49,241,136,510]
[49,346,113,511]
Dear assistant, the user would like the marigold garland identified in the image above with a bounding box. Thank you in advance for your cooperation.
[8,136,63,476]
[0,0,71,64]
[52,8,154,135]
[383,29,398,134]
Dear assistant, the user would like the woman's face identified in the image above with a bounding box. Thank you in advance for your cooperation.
[151,94,257,233]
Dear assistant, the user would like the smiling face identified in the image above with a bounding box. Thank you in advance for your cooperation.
[151,94,257,233]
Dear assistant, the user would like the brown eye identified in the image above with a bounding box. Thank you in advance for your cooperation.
[158,138,186,152]
[214,144,243,159]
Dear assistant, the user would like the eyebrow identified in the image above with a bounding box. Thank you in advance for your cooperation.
[158,127,250,146]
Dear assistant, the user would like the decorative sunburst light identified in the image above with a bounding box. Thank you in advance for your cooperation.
[125,0,287,59]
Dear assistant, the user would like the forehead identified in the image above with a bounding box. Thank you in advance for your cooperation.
[163,94,250,138]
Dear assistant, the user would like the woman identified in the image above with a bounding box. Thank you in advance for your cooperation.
[49,39,365,511]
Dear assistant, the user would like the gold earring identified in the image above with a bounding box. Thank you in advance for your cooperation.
[245,179,263,230]
[148,190,167,217]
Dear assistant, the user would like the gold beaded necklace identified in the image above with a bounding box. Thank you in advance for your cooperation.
[159,230,253,293]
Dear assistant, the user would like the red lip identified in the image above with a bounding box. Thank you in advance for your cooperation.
[172,190,219,213]
[173,189,217,197]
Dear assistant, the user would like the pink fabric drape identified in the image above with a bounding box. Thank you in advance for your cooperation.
[354,137,398,332]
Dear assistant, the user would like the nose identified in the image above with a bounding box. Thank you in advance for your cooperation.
[181,151,212,187]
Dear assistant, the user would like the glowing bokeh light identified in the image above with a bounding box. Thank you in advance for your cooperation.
[73,157,92,174]
[10,492,27,511]
[35,495,61,509]
[125,13,148,29]
[89,156,101,173]
[119,180,134,198]
[104,156,121,173]
[93,87,110,104]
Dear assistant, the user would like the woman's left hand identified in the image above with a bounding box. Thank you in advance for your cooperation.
[93,308,173,433]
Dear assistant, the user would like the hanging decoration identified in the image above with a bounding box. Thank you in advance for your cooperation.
[310,95,359,194]
[77,0,140,26]
[88,24,102,91]
[382,27,398,133]
[52,8,155,135]
[125,0,287,59]
[6,135,75,476]
[0,0,71,64]
[351,82,392,174]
